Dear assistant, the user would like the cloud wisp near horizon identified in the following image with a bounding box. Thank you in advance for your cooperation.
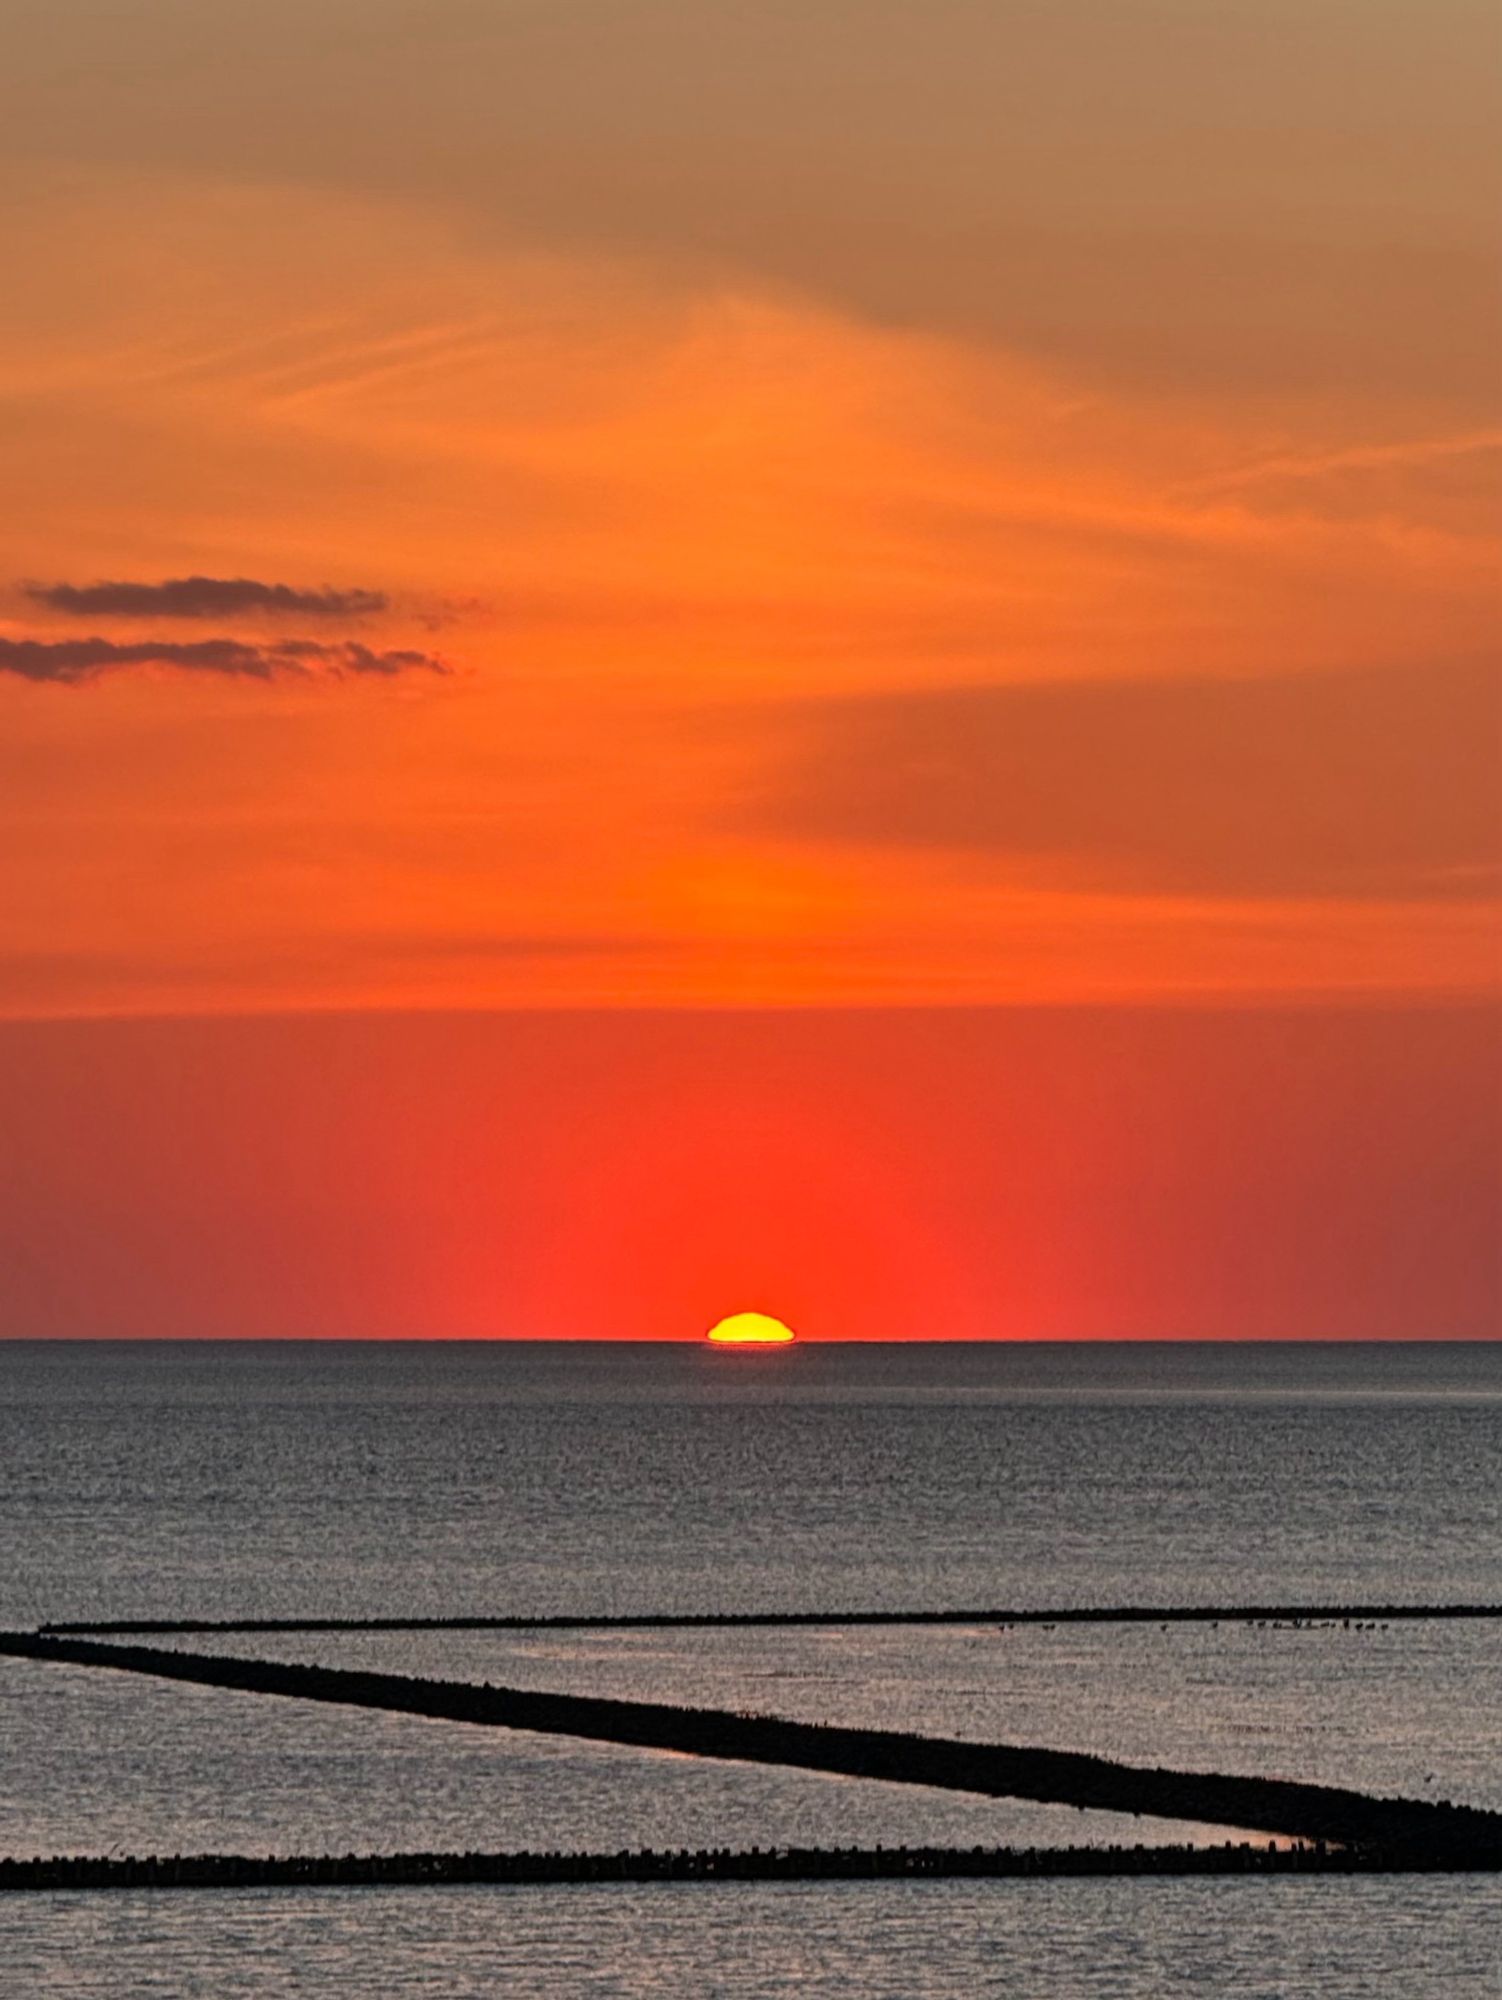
[743,659,1502,903]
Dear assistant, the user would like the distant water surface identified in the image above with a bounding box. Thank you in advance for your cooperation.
[1,1341,1498,1626]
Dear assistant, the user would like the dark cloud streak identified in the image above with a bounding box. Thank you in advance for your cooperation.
[0,636,445,683]
[26,577,388,620]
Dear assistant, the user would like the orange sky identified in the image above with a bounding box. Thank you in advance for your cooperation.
[0,2,1496,1336]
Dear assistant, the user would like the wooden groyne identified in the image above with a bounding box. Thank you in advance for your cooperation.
[1,1839,1490,1896]
[3,1632,1498,1863]
[38,1602,1502,1636]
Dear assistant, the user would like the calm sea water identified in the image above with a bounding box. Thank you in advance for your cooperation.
[0,1340,1498,1995]
[4,1877,1498,2000]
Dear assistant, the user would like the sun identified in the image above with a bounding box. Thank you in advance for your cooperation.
[706,1312,797,1347]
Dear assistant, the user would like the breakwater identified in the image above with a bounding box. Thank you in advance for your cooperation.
[4,1632,1498,1863]
[39,1602,1502,1636]
[1,1839,1485,1896]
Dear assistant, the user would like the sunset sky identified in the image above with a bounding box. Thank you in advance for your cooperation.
[1,1,1497,1338]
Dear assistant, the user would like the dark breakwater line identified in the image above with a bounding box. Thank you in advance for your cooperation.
[38,1602,1502,1636]
[2,1840,1491,1896]
[4,1632,1499,1863]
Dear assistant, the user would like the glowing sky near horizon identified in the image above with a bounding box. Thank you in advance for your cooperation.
[0,2,1496,1338]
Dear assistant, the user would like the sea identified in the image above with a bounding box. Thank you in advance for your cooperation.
[0,1339,1497,1996]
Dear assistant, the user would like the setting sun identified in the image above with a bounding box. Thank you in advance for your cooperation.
[706,1313,797,1347]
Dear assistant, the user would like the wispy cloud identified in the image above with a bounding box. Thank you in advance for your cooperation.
[0,636,445,683]
[25,576,388,619]
[742,660,1502,902]
[1179,428,1502,505]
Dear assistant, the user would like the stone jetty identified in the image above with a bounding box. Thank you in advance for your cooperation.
[2,1838,1496,1896]
[2,1631,1498,1864]
[38,1601,1502,1636]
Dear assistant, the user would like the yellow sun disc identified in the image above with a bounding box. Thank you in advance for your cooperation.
[706,1312,797,1346]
